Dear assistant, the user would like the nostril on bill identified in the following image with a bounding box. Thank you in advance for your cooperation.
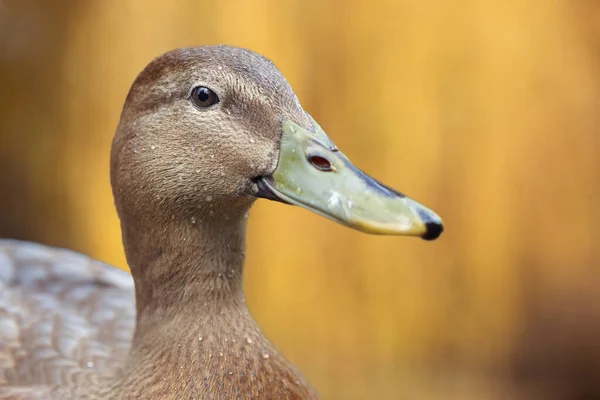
[308,155,333,171]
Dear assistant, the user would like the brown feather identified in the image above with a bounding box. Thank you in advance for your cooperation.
[1,46,319,399]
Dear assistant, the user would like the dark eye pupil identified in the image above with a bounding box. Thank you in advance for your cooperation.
[197,88,210,102]
[191,86,219,108]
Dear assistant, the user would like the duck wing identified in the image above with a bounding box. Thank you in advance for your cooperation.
[0,240,135,398]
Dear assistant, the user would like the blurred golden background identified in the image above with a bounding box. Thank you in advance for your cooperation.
[1,1,599,398]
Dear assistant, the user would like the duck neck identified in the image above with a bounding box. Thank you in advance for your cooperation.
[112,208,318,399]
[122,211,249,324]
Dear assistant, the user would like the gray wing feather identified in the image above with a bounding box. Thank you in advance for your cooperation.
[0,240,135,397]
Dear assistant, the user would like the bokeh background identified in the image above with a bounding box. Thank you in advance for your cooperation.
[1,1,599,399]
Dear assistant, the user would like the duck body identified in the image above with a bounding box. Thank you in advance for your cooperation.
[0,45,442,399]
[0,240,135,400]
[0,239,316,400]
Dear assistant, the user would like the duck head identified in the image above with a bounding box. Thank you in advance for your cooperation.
[111,46,443,240]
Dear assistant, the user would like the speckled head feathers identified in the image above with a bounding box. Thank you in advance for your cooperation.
[110,46,312,226]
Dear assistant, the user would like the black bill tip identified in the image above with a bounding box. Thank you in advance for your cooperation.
[417,208,444,241]
[422,221,443,241]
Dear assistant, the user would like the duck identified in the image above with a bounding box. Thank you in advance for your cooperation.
[0,45,443,400]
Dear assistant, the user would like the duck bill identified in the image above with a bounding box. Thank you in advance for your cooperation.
[256,118,443,240]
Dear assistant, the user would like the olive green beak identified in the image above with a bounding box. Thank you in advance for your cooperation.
[255,118,443,240]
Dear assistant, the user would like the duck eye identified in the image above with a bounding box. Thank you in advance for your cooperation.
[191,86,219,108]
